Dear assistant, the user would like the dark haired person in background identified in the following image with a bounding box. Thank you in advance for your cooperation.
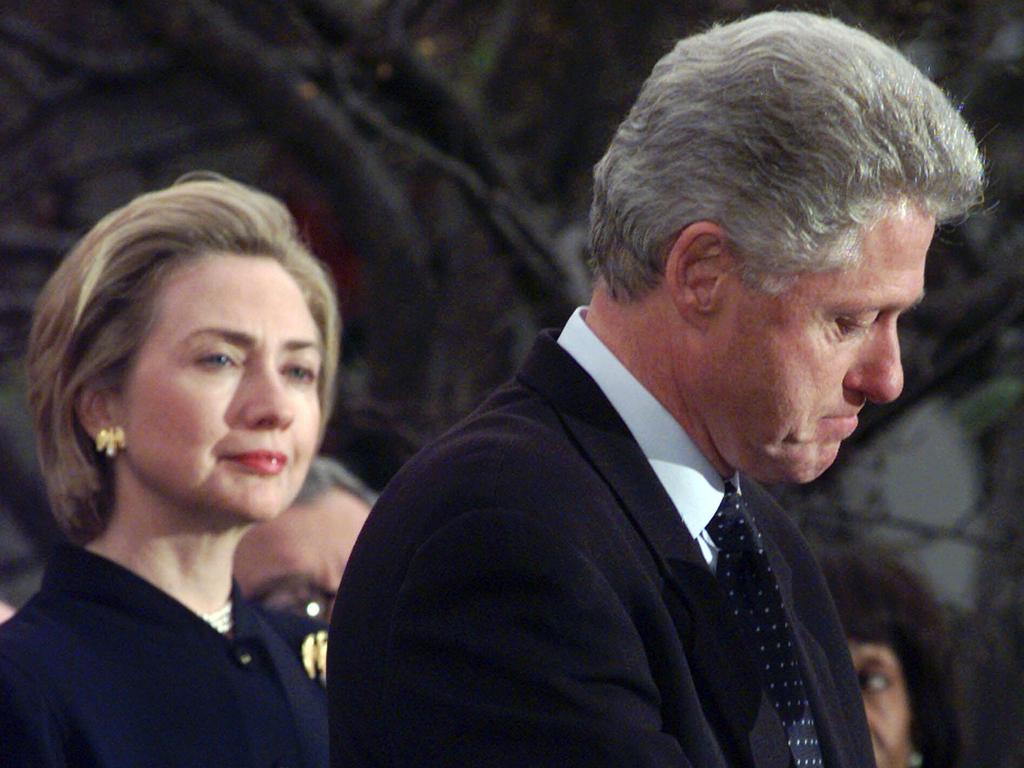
[820,545,960,768]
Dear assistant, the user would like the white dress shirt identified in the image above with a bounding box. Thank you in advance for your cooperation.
[558,307,735,569]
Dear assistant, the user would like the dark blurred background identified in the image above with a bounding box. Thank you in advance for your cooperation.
[1,0,1023,764]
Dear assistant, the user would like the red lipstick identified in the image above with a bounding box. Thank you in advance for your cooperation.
[229,451,288,475]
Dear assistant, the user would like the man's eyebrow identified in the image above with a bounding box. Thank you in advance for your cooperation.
[836,287,927,316]
[874,289,927,315]
[186,327,322,353]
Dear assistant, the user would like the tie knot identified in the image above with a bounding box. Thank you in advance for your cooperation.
[706,485,762,553]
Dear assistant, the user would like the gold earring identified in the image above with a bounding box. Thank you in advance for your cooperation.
[95,427,126,458]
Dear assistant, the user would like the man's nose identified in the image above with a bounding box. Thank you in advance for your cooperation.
[844,323,904,405]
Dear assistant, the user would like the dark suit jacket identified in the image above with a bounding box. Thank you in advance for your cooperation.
[328,330,874,768]
[0,545,328,768]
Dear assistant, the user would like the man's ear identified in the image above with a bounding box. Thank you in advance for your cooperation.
[75,385,122,442]
[664,221,734,322]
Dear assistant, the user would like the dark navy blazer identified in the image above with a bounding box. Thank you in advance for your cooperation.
[0,545,328,768]
[328,330,874,768]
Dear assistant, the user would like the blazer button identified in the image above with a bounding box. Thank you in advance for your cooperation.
[234,645,254,667]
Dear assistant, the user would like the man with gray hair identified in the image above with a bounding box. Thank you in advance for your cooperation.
[329,12,983,768]
[235,455,376,623]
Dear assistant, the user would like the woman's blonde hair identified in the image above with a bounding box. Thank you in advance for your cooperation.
[27,173,341,543]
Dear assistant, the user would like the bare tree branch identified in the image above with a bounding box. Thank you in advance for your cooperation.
[0,39,83,102]
[298,0,584,310]
[851,274,1024,444]
[342,89,585,309]
[0,224,78,263]
[298,0,523,194]
[0,111,250,208]
[124,0,440,408]
[828,505,1013,552]
[0,13,170,77]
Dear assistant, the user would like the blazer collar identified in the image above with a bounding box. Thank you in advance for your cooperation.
[517,332,793,767]
[557,307,725,543]
[517,330,706,572]
[44,544,229,636]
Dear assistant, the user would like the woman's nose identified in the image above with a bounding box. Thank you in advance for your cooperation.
[237,364,295,429]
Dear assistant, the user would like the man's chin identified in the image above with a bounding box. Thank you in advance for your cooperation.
[750,442,841,484]
[790,443,842,483]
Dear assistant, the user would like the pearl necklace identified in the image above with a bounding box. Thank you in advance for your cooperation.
[199,600,233,635]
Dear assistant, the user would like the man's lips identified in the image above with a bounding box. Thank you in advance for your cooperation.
[822,414,859,440]
[227,451,288,475]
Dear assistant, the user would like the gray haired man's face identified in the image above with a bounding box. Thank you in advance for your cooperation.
[693,206,933,484]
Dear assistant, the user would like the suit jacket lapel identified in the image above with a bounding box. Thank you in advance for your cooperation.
[517,333,791,768]
[516,330,702,571]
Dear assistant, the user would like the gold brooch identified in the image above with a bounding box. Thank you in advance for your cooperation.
[301,630,328,685]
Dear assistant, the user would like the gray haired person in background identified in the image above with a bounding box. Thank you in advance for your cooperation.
[328,12,984,768]
[235,455,377,623]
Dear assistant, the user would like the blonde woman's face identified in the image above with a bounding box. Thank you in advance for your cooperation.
[104,254,322,531]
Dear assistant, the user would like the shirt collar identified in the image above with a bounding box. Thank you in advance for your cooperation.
[557,307,726,539]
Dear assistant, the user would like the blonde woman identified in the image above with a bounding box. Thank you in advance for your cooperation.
[0,174,340,767]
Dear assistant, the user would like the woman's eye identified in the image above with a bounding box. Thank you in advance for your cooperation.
[859,671,890,692]
[286,365,318,384]
[200,353,234,367]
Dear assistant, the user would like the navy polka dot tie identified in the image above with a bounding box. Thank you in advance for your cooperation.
[705,483,824,767]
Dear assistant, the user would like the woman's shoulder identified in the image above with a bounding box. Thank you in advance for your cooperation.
[0,590,78,663]
[0,596,76,743]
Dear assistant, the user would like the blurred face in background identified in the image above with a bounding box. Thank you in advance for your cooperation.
[234,486,371,622]
[849,640,915,768]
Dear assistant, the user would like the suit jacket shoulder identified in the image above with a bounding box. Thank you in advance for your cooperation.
[328,330,873,768]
